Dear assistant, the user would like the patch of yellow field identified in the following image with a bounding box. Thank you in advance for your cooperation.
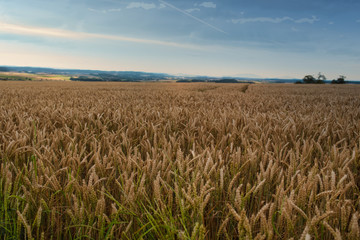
[0,72,71,81]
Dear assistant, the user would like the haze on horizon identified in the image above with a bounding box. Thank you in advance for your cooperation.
[0,0,359,79]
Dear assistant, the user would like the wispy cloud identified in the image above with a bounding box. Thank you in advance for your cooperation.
[232,16,319,24]
[126,2,157,10]
[158,0,226,34]
[357,20,360,23]
[0,21,202,50]
[186,8,200,13]
[197,2,216,9]
[108,8,122,12]
[88,8,108,14]
[88,8,121,14]
[294,16,319,24]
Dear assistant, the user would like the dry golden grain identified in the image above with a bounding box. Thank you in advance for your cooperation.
[219,167,224,190]
[217,215,230,237]
[349,213,360,239]
[227,203,242,222]
[288,200,308,220]
[17,210,32,240]
[35,206,43,228]
[1,82,359,239]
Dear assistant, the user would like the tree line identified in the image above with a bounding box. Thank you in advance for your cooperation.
[296,73,346,84]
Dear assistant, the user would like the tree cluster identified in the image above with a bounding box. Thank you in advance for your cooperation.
[301,72,326,84]
[298,73,347,84]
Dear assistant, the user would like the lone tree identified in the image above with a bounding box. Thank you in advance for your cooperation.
[303,75,316,83]
[331,75,346,84]
[316,72,326,84]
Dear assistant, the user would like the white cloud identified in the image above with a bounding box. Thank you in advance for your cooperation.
[357,20,360,23]
[126,2,157,10]
[328,21,334,25]
[232,16,319,24]
[159,3,166,9]
[88,8,108,14]
[197,2,216,8]
[186,8,200,13]
[88,8,121,14]
[108,8,122,12]
[294,16,319,24]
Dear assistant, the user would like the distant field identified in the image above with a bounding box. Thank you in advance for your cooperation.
[0,82,359,239]
[0,72,70,81]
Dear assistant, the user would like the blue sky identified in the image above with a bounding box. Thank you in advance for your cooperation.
[0,0,359,79]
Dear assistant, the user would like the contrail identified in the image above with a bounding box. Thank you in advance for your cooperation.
[159,0,227,34]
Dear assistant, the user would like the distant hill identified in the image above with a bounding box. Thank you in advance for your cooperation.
[0,67,10,72]
[1,66,171,81]
[1,66,359,83]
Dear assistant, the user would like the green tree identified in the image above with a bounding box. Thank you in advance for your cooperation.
[316,72,326,84]
[331,75,346,84]
[337,75,346,84]
[303,75,316,83]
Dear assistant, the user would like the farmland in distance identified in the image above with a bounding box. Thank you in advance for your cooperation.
[1,81,360,239]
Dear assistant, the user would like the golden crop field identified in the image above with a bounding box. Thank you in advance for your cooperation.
[0,72,70,81]
[1,81,359,240]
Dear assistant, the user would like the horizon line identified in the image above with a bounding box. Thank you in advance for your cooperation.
[2,64,359,81]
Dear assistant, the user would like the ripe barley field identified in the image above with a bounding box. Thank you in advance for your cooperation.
[0,81,360,239]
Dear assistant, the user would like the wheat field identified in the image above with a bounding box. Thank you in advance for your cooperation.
[0,81,359,239]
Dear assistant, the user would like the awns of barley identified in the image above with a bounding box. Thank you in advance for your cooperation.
[0,82,359,239]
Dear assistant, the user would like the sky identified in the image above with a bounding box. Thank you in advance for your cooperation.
[0,0,359,79]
